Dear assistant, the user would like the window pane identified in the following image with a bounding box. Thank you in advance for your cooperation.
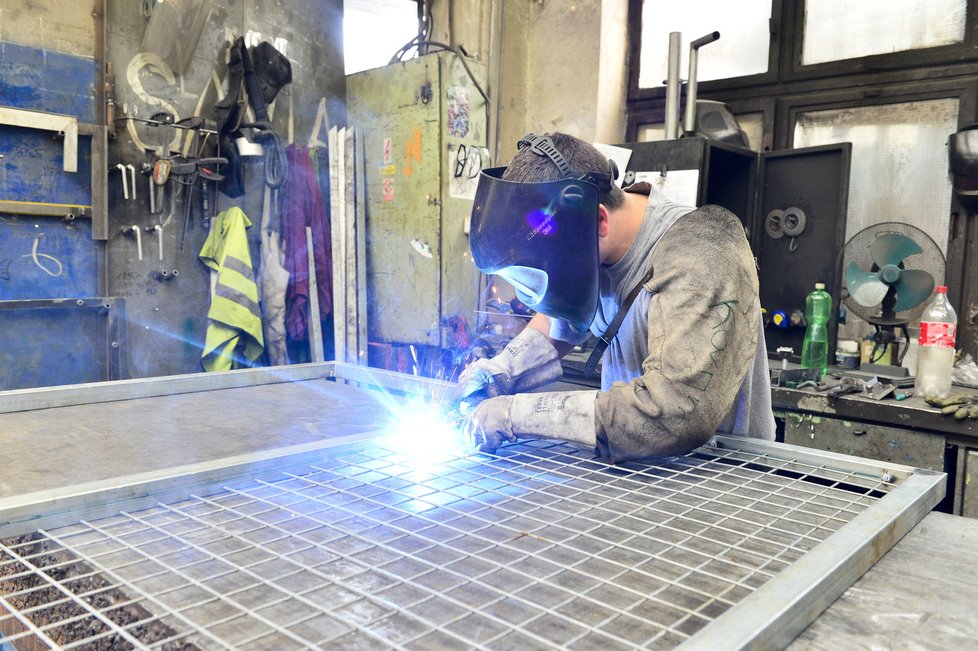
[803,0,965,65]
[793,99,958,257]
[635,112,763,151]
[638,1,771,88]
[344,0,418,74]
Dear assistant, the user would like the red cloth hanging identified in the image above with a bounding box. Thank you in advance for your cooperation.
[283,145,333,341]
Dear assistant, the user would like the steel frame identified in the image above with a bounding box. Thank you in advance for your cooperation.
[0,363,946,649]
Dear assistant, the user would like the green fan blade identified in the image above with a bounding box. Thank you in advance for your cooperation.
[893,268,936,312]
[871,232,923,268]
[846,261,889,307]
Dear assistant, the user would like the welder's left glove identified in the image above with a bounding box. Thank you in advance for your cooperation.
[463,390,599,454]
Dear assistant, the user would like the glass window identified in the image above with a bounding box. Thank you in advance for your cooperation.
[803,0,965,65]
[793,98,958,256]
[636,112,764,151]
[344,0,418,75]
[638,1,771,89]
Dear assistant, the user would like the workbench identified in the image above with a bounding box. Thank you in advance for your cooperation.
[0,363,972,650]
[771,380,978,517]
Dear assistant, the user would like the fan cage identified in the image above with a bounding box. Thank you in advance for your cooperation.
[839,222,945,327]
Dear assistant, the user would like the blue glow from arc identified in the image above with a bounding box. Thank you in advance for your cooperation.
[525,208,558,237]
[368,384,470,470]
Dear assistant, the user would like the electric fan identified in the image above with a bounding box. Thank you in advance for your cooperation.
[840,222,945,376]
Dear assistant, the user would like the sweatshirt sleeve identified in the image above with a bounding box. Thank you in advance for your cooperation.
[593,206,760,462]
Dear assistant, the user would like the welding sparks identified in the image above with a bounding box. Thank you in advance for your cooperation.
[377,395,469,460]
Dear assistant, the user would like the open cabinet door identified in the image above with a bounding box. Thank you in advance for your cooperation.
[755,144,852,360]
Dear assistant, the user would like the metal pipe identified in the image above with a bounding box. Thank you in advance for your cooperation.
[126,164,137,201]
[683,31,720,136]
[664,32,682,140]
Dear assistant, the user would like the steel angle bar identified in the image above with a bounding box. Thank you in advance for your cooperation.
[712,434,918,484]
[0,431,383,540]
[0,362,335,414]
[330,360,455,396]
[681,461,945,650]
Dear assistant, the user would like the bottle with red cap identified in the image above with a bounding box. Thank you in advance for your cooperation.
[915,286,957,399]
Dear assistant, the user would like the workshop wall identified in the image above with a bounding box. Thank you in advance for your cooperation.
[106,0,344,378]
[427,0,628,165]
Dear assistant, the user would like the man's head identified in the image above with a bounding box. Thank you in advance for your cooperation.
[503,132,625,211]
[467,132,622,333]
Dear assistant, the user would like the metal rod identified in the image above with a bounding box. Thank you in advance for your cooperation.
[306,225,325,362]
[0,362,335,414]
[664,32,682,140]
[684,31,721,136]
[0,430,378,539]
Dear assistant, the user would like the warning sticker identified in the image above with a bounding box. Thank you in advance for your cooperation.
[383,137,393,164]
[383,178,394,201]
[379,164,396,176]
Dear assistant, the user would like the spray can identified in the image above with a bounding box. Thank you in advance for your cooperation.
[915,286,957,399]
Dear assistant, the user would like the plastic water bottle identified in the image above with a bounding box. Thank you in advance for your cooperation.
[801,283,831,373]
[916,286,957,399]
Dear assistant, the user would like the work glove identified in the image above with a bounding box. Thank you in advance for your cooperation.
[463,390,599,454]
[925,393,978,419]
[455,327,563,409]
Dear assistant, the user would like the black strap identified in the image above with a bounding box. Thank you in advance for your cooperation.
[517,134,576,178]
[517,133,617,192]
[584,265,655,377]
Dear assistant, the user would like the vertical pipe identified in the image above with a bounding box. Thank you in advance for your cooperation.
[684,31,721,136]
[664,32,682,140]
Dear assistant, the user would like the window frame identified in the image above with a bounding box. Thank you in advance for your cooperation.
[625,0,978,355]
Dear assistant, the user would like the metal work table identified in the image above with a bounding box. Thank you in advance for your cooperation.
[0,363,970,649]
[771,380,978,516]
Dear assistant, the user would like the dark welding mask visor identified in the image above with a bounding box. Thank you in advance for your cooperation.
[950,124,978,210]
[470,167,601,333]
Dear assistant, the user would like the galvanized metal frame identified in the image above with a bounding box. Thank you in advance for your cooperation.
[0,364,946,649]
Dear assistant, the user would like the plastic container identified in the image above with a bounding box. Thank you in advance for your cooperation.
[835,339,860,369]
[801,283,832,373]
[915,286,957,399]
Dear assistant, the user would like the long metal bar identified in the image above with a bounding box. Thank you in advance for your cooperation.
[0,362,335,414]
[354,127,369,364]
[664,32,682,139]
[0,200,90,217]
[0,431,379,539]
[712,435,917,483]
[331,360,454,395]
[683,31,720,135]
[681,468,945,650]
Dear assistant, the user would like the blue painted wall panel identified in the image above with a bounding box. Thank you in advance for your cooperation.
[0,129,93,205]
[0,41,96,121]
[0,217,98,300]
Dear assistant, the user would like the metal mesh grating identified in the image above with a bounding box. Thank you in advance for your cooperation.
[0,439,896,650]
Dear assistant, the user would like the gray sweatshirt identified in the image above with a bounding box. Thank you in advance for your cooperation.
[551,184,775,462]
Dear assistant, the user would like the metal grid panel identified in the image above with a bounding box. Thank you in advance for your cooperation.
[0,438,906,650]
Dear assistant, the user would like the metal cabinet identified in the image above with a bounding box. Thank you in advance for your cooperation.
[347,52,487,348]
[783,412,946,472]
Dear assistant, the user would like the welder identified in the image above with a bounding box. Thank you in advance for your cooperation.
[456,132,775,462]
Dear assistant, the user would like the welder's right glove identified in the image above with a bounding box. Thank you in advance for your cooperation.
[455,327,563,409]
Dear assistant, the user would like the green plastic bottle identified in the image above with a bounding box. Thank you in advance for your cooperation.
[801,282,832,373]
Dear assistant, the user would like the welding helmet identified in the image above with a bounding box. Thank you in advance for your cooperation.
[469,134,617,333]
[949,123,978,211]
